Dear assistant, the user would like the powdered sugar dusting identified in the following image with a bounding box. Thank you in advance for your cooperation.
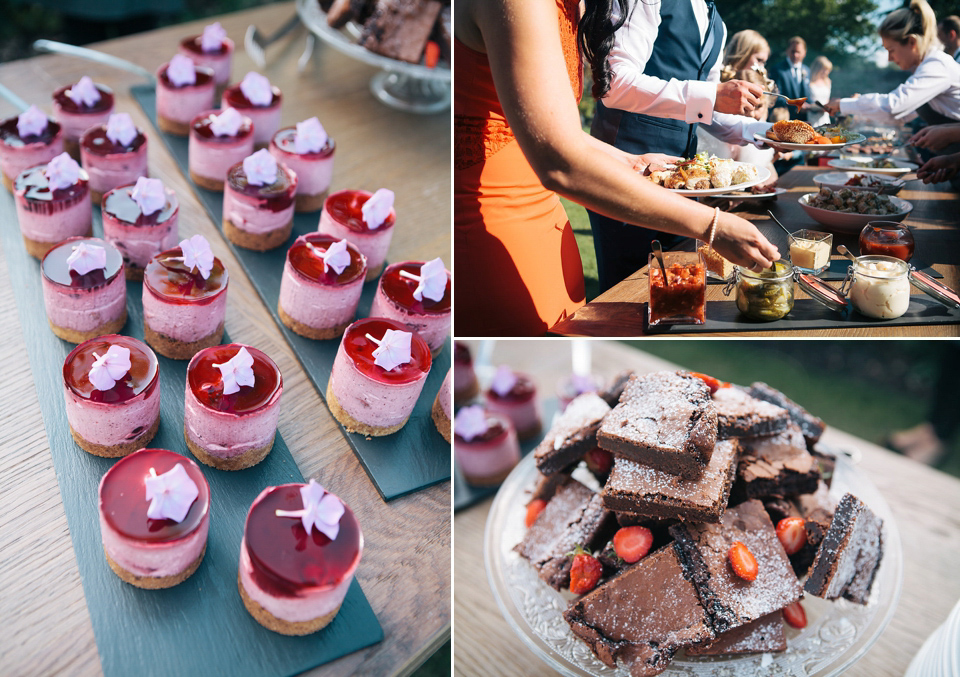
[549,393,610,451]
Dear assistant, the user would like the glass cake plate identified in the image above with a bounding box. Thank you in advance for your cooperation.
[484,448,903,677]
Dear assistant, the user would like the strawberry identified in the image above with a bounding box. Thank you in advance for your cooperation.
[728,541,758,581]
[782,601,807,629]
[525,499,547,528]
[569,549,603,595]
[585,447,614,476]
[776,517,808,556]
[425,41,441,69]
[689,371,729,394]
[612,526,654,563]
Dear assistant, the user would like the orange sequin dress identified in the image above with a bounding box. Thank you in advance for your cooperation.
[454,0,585,336]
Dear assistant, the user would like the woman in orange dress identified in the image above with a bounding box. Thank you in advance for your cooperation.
[454,0,780,337]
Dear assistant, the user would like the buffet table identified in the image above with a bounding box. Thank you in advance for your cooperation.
[550,166,960,336]
[453,340,960,677]
[0,5,449,676]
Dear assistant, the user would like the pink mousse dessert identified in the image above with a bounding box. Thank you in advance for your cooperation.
[454,406,521,487]
[79,113,148,204]
[63,334,159,457]
[369,259,450,355]
[179,22,234,97]
[268,118,335,212]
[222,149,296,251]
[156,55,215,136]
[317,188,395,280]
[485,365,542,440]
[0,105,64,192]
[99,448,210,588]
[14,152,91,259]
[278,234,366,340]
[42,237,127,343]
[326,317,432,436]
[51,77,114,159]
[184,343,282,471]
[143,234,228,360]
[188,107,254,191]
[222,72,282,148]
[453,341,479,404]
[102,177,179,280]
[432,368,452,443]
[239,480,362,635]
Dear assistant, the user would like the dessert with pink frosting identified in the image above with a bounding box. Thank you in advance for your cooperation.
[222,149,297,251]
[454,405,521,487]
[79,113,148,204]
[156,55,215,136]
[239,479,362,635]
[222,72,282,148]
[102,177,179,280]
[268,117,335,212]
[51,77,114,159]
[432,368,452,443]
[14,152,91,258]
[143,234,228,359]
[188,107,254,191]
[42,237,127,342]
[184,343,282,470]
[63,334,159,456]
[0,105,64,192]
[99,448,210,588]
[278,234,366,340]
[485,365,542,440]
[179,22,234,98]
[453,341,479,404]
[369,258,450,355]
[317,188,395,280]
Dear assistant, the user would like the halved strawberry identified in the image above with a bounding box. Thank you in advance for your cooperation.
[782,601,807,628]
[728,540,758,581]
[585,447,614,476]
[612,526,654,563]
[569,552,603,594]
[525,499,547,528]
[689,371,729,394]
[776,517,808,556]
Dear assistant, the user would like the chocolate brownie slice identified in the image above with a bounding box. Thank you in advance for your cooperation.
[713,387,790,439]
[685,611,786,656]
[515,481,616,590]
[598,371,717,480]
[602,439,739,523]
[599,369,635,406]
[670,499,804,634]
[804,493,883,604]
[735,423,821,499]
[749,382,826,445]
[359,0,443,64]
[533,392,610,475]
[528,469,573,504]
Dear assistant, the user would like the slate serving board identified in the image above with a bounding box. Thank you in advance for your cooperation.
[130,84,450,501]
[0,195,383,677]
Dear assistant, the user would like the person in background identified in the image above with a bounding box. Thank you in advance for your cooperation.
[721,29,770,74]
[807,56,833,127]
[938,15,960,62]
[770,36,813,121]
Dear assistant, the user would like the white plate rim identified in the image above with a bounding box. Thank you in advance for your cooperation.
[709,186,788,200]
[755,131,867,152]
[826,158,918,175]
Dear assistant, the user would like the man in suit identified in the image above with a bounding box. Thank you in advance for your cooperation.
[938,16,960,62]
[770,36,813,121]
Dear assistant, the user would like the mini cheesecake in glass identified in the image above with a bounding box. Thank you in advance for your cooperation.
[0,105,64,192]
[222,149,296,251]
[51,77,114,159]
[278,234,366,340]
[63,334,159,457]
[318,188,395,280]
[41,236,126,342]
[453,340,479,404]
[14,152,91,259]
[188,107,254,191]
[221,72,282,148]
[155,55,215,136]
[179,22,234,99]
[369,258,450,355]
[432,368,452,443]
[143,235,228,360]
[327,318,432,436]
[484,365,542,440]
[453,405,521,487]
[268,117,334,212]
[184,344,282,470]
[79,113,148,205]
[102,177,179,280]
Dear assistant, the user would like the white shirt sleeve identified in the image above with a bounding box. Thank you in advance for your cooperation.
[839,53,953,119]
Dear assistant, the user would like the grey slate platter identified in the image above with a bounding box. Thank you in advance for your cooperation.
[0,194,382,677]
[130,84,450,501]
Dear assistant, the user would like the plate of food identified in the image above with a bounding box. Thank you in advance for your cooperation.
[827,158,918,176]
[709,186,788,201]
[646,154,770,195]
[799,188,913,233]
[756,121,866,152]
[812,172,905,195]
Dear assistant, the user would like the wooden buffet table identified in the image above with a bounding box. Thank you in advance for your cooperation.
[551,166,960,336]
[0,5,449,676]
[454,340,960,677]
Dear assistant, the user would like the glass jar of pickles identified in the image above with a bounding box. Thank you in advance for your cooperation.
[725,261,795,321]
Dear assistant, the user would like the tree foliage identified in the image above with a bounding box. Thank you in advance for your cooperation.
[924,0,959,21]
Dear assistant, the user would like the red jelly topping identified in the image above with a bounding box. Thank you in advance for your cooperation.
[287,233,365,286]
[53,83,114,114]
[454,414,507,445]
[191,110,253,140]
[226,162,295,211]
[454,341,472,365]
[223,83,281,109]
[158,64,214,89]
[341,318,431,385]
[0,114,61,147]
[103,185,177,226]
[80,124,146,156]
[325,190,396,233]
[63,334,158,403]
[487,372,536,404]
[144,247,228,303]
[100,448,209,542]
[188,343,281,414]
[42,236,122,290]
[380,261,451,315]
[15,164,88,203]
[272,126,334,159]
[245,484,361,595]
[181,35,229,56]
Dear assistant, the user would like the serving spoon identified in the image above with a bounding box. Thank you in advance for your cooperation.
[766,210,793,238]
[762,91,807,110]
[837,245,859,264]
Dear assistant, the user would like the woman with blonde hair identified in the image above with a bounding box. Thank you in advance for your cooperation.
[808,56,833,127]
[722,30,770,76]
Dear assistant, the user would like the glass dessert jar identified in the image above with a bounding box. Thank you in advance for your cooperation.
[789,229,832,275]
[840,255,911,319]
[647,251,706,326]
[725,261,794,321]
[859,222,914,262]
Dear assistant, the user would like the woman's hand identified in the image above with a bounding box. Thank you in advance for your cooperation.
[711,212,781,270]
[909,123,960,152]
[629,153,681,174]
[916,153,960,184]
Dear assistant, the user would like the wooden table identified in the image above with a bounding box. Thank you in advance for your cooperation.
[454,340,960,677]
[551,166,960,336]
[0,5,450,676]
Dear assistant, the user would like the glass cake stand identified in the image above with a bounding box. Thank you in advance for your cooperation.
[296,0,450,114]
[484,449,903,677]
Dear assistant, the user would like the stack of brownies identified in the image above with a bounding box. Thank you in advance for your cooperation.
[515,370,885,676]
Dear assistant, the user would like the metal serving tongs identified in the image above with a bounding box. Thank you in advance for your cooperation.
[0,82,29,113]
[245,14,314,71]
[33,39,156,85]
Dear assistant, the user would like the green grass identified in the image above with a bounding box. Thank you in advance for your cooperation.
[562,197,599,302]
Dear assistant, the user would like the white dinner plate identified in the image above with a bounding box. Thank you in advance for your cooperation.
[709,186,788,200]
[664,165,771,196]
[756,131,866,153]
[827,158,918,176]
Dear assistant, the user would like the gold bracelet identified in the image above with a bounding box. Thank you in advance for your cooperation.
[707,207,719,248]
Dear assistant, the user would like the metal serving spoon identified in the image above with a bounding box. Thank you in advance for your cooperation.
[33,40,155,84]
